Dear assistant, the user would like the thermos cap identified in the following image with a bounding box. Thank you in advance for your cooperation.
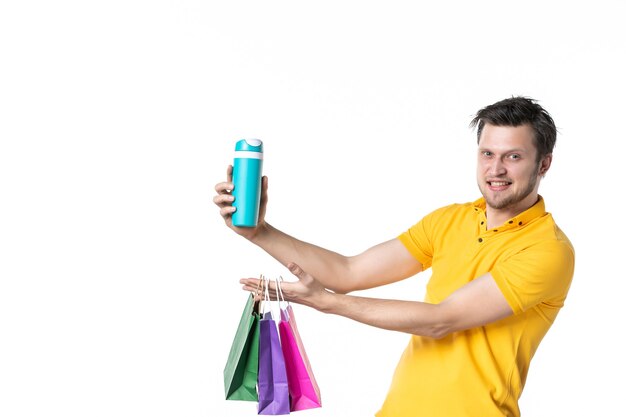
[235,139,263,152]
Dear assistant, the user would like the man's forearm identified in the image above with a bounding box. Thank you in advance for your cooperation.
[250,223,353,293]
[311,273,514,339]
[318,291,447,338]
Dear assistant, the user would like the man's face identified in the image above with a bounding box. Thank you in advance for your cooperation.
[476,123,549,211]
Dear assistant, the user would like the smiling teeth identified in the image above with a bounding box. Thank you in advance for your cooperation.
[491,181,509,186]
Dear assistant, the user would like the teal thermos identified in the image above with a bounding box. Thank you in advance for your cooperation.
[232,139,263,227]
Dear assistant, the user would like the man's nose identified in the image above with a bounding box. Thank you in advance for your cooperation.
[489,158,506,176]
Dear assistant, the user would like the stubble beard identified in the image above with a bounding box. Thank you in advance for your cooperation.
[480,169,540,210]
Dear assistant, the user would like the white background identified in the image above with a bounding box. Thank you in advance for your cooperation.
[1,1,625,416]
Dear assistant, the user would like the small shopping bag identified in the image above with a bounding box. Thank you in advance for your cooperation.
[223,288,261,401]
[257,276,290,415]
[276,278,322,411]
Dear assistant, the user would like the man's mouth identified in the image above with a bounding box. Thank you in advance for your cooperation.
[488,181,511,187]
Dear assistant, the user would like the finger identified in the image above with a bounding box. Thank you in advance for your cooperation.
[287,262,308,280]
[213,193,234,206]
[220,206,236,217]
[241,283,260,293]
[241,278,281,299]
[226,165,233,182]
[214,181,234,194]
[263,279,279,298]
[259,176,268,204]
[242,286,272,302]
[240,278,261,292]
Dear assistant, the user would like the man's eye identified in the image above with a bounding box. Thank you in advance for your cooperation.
[482,151,492,156]
[509,154,521,160]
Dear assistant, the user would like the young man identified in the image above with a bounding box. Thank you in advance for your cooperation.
[214,96,575,416]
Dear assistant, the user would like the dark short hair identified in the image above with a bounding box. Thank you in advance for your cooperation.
[470,96,557,161]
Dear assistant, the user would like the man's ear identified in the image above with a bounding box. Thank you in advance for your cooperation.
[539,153,553,177]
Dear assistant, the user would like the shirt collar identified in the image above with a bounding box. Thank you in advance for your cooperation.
[472,195,546,230]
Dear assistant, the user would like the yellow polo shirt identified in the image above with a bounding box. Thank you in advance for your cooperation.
[376,196,575,417]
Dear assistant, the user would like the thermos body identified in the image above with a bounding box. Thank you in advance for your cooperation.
[232,139,263,227]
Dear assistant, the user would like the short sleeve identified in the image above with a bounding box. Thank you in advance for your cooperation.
[397,209,441,270]
[490,240,575,314]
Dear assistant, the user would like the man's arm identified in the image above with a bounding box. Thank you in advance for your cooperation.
[214,166,422,293]
[243,264,513,339]
[252,230,422,293]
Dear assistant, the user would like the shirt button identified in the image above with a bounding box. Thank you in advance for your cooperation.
[478,238,483,243]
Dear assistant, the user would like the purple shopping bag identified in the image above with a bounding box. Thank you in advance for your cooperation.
[257,279,290,415]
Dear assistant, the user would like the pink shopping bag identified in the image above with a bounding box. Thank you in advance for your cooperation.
[277,279,321,411]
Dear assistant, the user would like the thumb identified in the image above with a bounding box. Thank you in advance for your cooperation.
[287,262,308,280]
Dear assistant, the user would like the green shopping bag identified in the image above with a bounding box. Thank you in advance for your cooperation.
[223,291,261,401]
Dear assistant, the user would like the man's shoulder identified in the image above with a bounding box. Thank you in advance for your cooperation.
[536,213,575,253]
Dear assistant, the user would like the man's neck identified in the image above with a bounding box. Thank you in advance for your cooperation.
[486,195,540,229]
